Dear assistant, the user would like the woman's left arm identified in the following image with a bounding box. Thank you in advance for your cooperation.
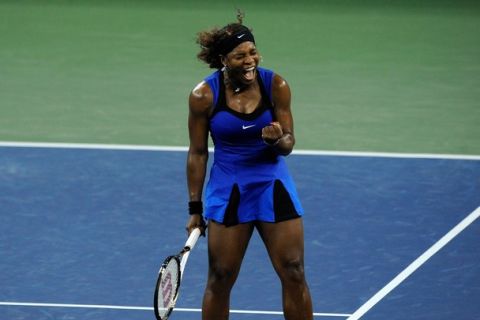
[261,73,295,156]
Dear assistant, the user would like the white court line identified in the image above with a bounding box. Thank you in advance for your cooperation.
[0,302,352,318]
[0,141,189,152]
[347,206,480,320]
[0,141,480,160]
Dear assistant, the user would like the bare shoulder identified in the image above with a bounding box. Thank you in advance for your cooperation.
[272,72,290,89]
[189,81,214,115]
[271,72,291,106]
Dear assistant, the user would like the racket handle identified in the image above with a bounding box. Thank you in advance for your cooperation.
[185,228,201,250]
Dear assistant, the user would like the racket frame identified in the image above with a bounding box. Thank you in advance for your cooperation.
[153,255,181,320]
[153,228,201,320]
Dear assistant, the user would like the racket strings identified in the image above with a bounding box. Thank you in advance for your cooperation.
[156,258,180,319]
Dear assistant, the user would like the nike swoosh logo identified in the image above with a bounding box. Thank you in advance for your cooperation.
[237,33,245,39]
[242,124,256,130]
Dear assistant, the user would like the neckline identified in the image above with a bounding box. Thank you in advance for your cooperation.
[216,70,272,119]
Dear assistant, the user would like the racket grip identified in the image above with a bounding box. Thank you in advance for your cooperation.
[185,228,201,250]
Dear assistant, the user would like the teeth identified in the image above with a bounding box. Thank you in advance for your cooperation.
[243,67,255,81]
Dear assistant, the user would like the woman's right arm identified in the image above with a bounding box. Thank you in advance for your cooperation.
[186,81,212,234]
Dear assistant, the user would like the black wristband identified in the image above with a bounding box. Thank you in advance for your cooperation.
[188,201,203,215]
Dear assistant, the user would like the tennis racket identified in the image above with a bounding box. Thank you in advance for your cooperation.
[153,228,201,320]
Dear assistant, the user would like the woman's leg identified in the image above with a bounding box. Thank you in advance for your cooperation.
[257,218,313,320]
[202,221,254,320]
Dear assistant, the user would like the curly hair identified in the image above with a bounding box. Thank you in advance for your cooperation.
[195,11,254,69]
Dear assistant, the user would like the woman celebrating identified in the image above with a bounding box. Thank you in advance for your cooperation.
[186,14,313,320]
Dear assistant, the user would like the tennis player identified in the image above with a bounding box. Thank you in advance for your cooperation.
[186,13,313,320]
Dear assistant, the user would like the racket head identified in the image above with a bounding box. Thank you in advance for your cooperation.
[154,255,181,320]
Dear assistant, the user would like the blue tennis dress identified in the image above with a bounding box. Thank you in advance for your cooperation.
[204,67,304,226]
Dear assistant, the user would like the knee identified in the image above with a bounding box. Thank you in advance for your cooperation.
[277,258,306,284]
[207,263,239,289]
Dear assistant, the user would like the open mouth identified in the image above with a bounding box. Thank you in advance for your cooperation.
[243,66,256,82]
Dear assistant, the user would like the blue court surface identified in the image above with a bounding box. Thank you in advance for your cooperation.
[1,144,479,320]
